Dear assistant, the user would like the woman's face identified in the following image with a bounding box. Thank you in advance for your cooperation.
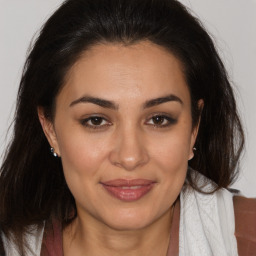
[40,41,199,230]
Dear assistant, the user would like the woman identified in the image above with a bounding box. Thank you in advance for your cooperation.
[0,0,255,255]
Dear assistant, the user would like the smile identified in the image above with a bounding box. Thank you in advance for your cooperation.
[101,179,156,202]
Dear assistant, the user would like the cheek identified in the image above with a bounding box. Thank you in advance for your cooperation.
[150,130,191,200]
[150,129,192,170]
[152,141,188,192]
[56,130,112,206]
[56,126,111,177]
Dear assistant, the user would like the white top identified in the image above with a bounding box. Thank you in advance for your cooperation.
[179,171,238,256]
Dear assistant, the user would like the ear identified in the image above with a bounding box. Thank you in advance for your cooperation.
[37,107,61,156]
[188,99,204,160]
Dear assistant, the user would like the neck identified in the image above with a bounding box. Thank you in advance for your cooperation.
[63,203,177,256]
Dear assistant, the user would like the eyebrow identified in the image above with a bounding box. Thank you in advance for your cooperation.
[143,94,183,109]
[69,96,118,109]
[69,94,183,109]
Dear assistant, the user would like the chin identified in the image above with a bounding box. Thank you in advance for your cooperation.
[99,208,159,231]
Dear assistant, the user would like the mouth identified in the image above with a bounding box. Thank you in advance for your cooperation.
[100,179,156,202]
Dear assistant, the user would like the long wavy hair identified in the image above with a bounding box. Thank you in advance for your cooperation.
[0,0,244,253]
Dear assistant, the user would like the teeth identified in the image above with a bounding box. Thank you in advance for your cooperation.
[121,186,142,189]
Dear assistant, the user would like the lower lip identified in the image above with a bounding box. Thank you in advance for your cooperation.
[102,184,155,202]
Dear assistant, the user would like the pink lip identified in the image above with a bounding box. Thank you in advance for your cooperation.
[101,179,156,202]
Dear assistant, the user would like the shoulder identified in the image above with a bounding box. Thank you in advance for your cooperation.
[233,195,256,255]
[0,225,44,256]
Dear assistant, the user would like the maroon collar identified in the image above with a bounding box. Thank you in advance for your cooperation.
[41,220,63,256]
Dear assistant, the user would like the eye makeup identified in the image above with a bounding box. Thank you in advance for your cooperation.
[79,112,178,131]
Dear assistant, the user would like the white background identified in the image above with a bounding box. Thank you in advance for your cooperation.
[0,0,255,196]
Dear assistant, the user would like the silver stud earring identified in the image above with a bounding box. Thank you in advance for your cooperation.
[193,147,197,151]
[50,147,58,157]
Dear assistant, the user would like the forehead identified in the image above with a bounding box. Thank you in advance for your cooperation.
[58,41,190,107]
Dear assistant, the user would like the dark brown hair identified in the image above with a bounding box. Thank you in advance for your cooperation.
[0,0,244,253]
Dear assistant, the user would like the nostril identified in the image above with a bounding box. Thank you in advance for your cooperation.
[108,130,150,171]
[109,147,149,171]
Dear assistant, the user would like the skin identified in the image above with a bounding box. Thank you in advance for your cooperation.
[38,40,201,256]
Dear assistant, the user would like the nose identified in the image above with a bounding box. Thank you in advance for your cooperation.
[109,127,149,171]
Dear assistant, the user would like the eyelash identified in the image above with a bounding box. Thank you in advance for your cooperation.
[80,116,111,129]
[80,114,177,130]
[146,114,177,128]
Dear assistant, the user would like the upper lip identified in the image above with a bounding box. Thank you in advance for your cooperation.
[101,179,156,187]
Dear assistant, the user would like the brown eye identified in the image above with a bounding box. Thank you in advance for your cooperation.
[80,116,111,129]
[90,117,104,125]
[152,116,165,125]
[146,114,177,127]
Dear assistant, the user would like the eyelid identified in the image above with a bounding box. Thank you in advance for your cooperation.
[145,113,178,127]
[79,112,177,130]
[80,115,112,129]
